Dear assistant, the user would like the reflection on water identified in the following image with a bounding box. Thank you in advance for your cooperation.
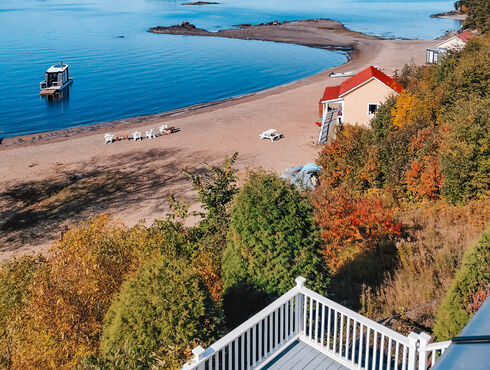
[43,86,70,103]
[0,0,460,137]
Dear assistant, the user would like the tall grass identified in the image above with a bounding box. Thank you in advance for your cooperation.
[361,199,489,334]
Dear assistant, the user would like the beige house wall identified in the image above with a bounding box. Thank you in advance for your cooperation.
[342,79,397,127]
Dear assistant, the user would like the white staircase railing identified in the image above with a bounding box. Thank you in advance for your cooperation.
[183,277,449,370]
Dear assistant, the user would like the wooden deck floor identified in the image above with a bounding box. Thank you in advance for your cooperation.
[263,340,348,370]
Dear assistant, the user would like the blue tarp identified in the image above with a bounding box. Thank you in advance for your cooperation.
[280,163,321,190]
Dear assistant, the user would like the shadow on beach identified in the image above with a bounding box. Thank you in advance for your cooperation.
[0,147,209,255]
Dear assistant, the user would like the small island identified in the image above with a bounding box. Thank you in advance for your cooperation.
[181,1,219,5]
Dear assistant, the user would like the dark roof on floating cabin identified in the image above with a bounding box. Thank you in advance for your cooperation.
[320,66,403,102]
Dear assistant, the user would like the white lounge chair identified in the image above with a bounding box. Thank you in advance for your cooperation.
[146,129,156,139]
[159,124,168,134]
[259,129,283,142]
[133,131,142,141]
[104,133,114,144]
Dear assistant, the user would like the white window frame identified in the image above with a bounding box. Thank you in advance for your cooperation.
[367,103,379,116]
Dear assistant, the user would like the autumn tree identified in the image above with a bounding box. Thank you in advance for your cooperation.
[0,255,45,368]
[10,215,160,369]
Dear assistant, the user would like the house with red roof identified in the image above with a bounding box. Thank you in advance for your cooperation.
[317,66,403,143]
[426,31,474,64]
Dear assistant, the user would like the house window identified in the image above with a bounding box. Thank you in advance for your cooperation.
[368,103,379,116]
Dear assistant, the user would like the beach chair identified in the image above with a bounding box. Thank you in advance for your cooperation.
[159,124,169,134]
[146,129,156,139]
[133,131,142,140]
[104,133,114,143]
[259,129,283,142]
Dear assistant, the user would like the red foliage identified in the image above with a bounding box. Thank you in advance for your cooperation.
[312,184,402,270]
[406,156,443,201]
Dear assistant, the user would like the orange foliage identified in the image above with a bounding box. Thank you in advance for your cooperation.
[312,184,402,271]
[406,156,443,201]
[195,251,224,303]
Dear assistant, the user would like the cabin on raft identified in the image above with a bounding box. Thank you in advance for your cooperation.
[316,66,403,143]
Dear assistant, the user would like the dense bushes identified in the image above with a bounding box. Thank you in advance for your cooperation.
[6,215,162,369]
[433,228,490,340]
[0,255,45,367]
[223,170,329,296]
[101,254,222,368]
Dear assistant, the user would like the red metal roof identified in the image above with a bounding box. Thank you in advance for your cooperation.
[320,85,341,102]
[320,66,403,102]
[457,31,474,42]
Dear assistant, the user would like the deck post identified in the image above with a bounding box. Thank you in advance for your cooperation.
[295,277,306,334]
[417,332,431,370]
[407,332,419,370]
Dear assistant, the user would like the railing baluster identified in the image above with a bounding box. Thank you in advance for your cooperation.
[269,312,273,354]
[394,341,400,370]
[352,320,357,366]
[333,309,338,354]
[379,334,385,370]
[402,344,407,370]
[372,330,378,370]
[387,337,392,370]
[431,349,436,366]
[215,349,218,370]
[365,327,370,370]
[339,313,344,356]
[309,297,314,340]
[258,320,262,362]
[289,297,294,336]
[327,306,332,350]
[275,307,279,349]
[285,301,289,340]
[315,300,319,343]
[358,323,364,369]
[241,333,245,370]
[234,339,239,370]
[303,295,307,336]
[280,304,284,345]
[345,317,351,360]
[264,314,269,356]
[252,325,256,367]
[321,303,325,347]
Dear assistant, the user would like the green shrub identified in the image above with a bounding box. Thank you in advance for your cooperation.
[433,228,490,340]
[100,253,222,369]
[223,170,329,296]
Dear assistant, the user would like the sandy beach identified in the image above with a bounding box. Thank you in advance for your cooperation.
[0,19,440,261]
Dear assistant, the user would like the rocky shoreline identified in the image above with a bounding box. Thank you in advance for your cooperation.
[430,10,467,21]
[149,18,379,51]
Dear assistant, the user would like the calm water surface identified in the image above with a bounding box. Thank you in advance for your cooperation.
[0,0,460,137]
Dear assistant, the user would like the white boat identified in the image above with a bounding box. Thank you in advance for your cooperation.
[329,71,355,78]
[40,62,73,96]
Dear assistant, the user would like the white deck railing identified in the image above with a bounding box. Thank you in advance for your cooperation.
[183,277,449,370]
[417,333,451,369]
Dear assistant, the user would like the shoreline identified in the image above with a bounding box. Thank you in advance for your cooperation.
[1,18,450,147]
[1,19,366,146]
[0,18,442,260]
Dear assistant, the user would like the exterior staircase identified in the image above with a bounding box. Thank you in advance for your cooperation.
[318,108,341,144]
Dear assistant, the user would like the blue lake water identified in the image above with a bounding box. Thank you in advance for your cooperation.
[0,0,461,138]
